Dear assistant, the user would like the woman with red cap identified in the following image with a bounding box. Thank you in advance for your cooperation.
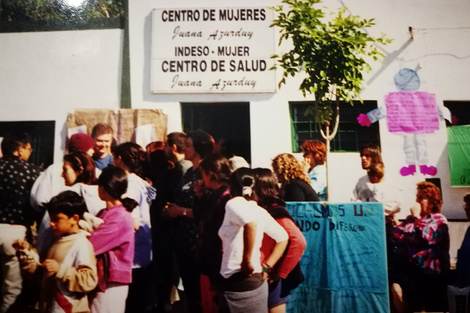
[67,133,96,156]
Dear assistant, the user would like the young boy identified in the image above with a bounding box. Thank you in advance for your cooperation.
[14,191,98,313]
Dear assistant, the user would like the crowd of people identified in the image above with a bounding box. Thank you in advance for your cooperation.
[349,143,466,313]
[0,126,308,313]
[0,125,469,313]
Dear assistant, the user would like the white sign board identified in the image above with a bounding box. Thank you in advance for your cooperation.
[151,8,276,94]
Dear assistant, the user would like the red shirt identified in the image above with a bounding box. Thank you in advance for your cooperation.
[261,217,307,278]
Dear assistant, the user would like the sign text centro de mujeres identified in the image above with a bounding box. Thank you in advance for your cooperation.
[151,8,276,94]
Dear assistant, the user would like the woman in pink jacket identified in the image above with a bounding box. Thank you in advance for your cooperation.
[88,166,137,313]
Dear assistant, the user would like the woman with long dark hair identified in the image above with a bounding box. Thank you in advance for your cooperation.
[197,154,232,281]
[217,168,288,313]
[88,166,136,313]
[62,151,97,186]
[162,130,215,313]
[37,151,103,256]
[64,151,106,216]
[197,154,232,312]
[112,142,156,313]
[253,168,306,313]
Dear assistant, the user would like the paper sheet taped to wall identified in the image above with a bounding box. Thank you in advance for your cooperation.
[447,125,470,186]
[385,91,439,134]
[67,109,167,149]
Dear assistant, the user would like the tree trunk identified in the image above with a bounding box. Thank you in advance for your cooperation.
[319,100,340,201]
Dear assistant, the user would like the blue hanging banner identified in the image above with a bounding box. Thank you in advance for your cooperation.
[286,202,389,313]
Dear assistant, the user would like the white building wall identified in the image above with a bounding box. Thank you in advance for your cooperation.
[1,0,470,218]
[0,29,123,161]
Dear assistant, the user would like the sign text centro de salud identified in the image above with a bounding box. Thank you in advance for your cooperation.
[151,8,276,94]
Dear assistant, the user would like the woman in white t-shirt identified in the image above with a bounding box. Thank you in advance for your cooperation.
[218,168,288,313]
[113,142,156,313]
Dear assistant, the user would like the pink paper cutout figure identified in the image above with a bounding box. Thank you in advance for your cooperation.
[357,92,445,177]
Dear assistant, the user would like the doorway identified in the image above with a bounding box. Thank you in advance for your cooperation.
[181,102,251,163]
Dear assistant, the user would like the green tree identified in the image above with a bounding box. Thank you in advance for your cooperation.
[1,0,124,22]
[270,0,391,150]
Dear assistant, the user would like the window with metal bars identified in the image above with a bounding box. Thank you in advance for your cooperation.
[290,100,381,153]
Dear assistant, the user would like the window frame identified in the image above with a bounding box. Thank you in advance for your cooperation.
[181,102,252,164]
[444,100,470,127]
[443,100,470,187]
[289,100,381,153]
[0,120,55,169]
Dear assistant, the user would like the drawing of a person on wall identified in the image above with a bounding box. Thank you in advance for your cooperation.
[357,68,450,177]
[358,72,453,176]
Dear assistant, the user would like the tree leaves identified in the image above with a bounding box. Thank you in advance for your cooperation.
[270,0,392,124]
[1,0,124,22]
